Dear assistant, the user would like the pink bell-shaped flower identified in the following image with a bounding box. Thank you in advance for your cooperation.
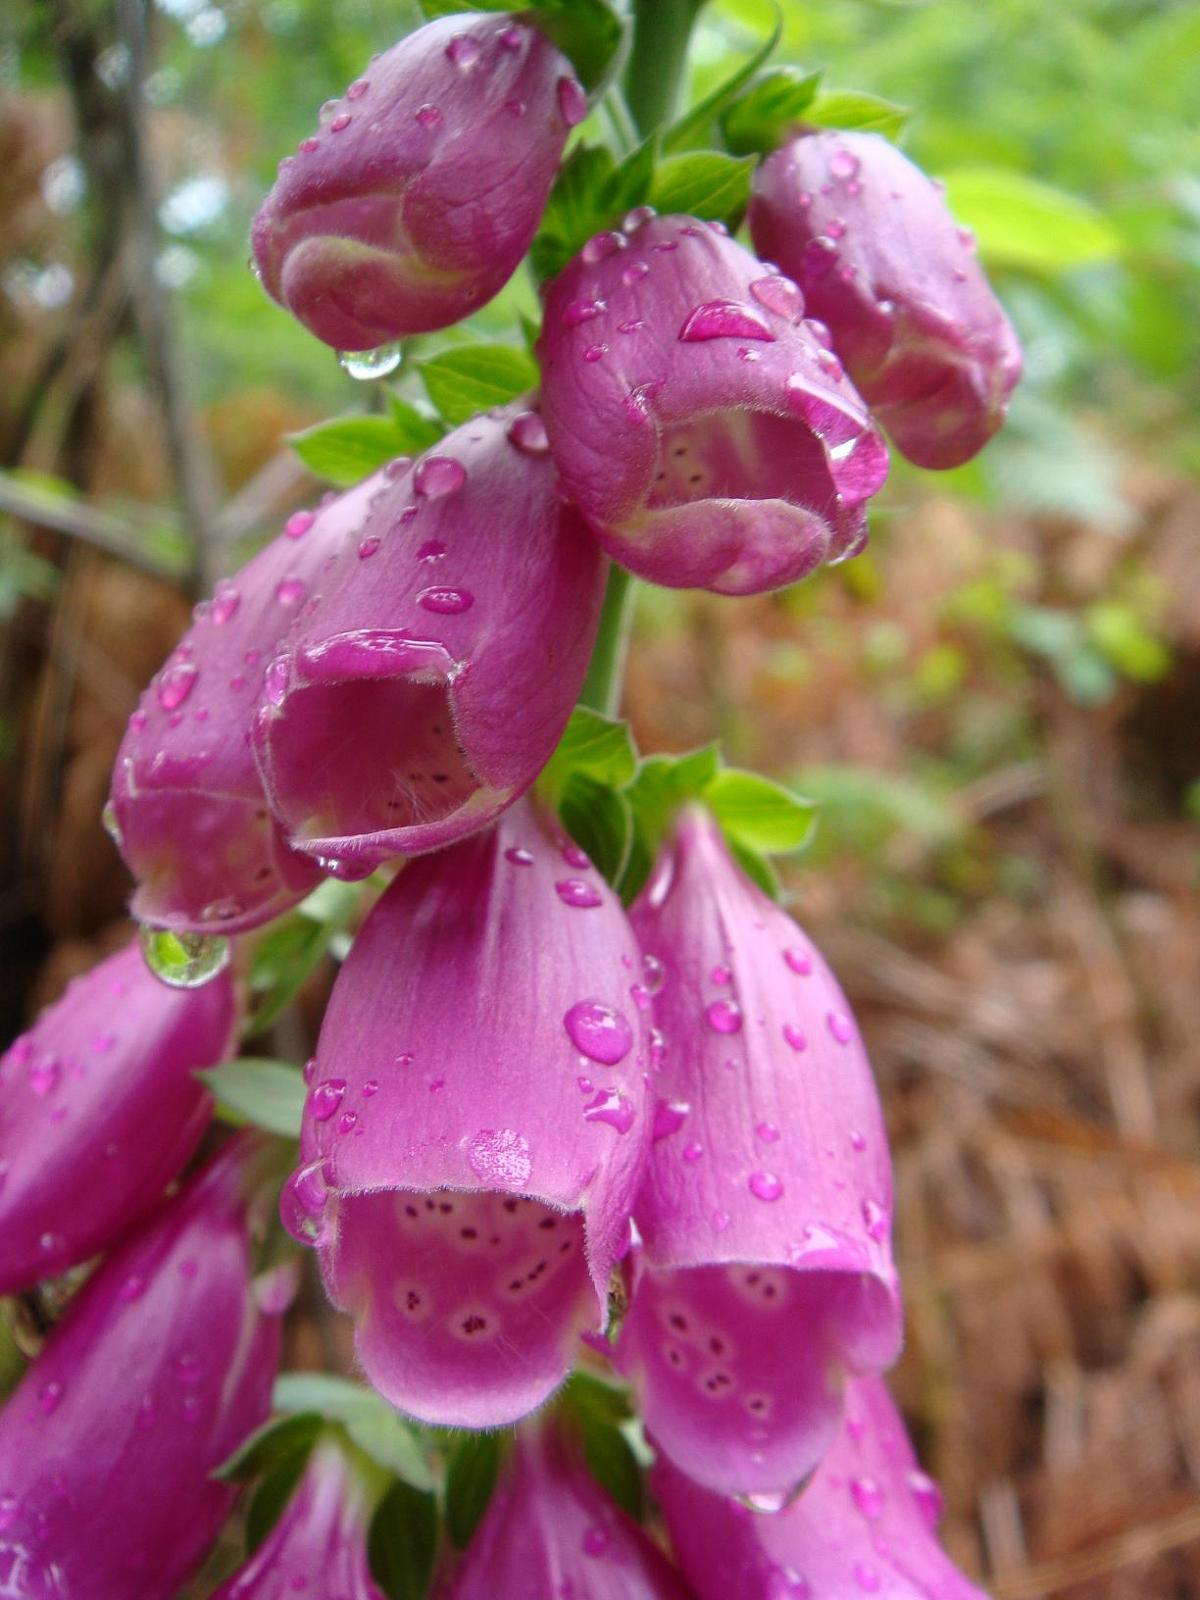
[251,13,584,352]
[283,800,652,1427]
[749,131,1021,470]
[654,1376,989,1600]
[0,939,233,1294]
[110,470,386,935]
[252,404,606,874]
[0,1138,286,1599]
[538,212,888,595]
[615,809,903,1498]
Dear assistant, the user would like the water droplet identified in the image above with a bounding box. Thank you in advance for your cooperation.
[505,846,534,866]
[507,411,549,454]
[827,1011,854,1045]
[310,1078,347,1122]
[783,1024,807,1052]
[415,455,466,498]
[347,78,369,100]
[446,33,481,68]
[816,346,844,382]
[749,1171,784,1202]
[683,1142,703,1163]
[850,1129,867,1152]
[783,947,812,975]
[830,148,861,181]
[339,342,403,380]
[156,661,197,712]
[467,1128,532,1187]
[357,536,381,559]
[801,237,839,279]
[582,1525,609,1557]
[139,926,230,989]
[298,136,320,154]
[263,657,289,707]
[582,231,625,264]
[583,1090,636,1134]
[653,1098,690,1141]
[119,1272,146,1302]
[906,1469,944,1528]
[642,953,664,995]
[101,800,122,848]
[624,205,656,231]
[280,1159,331,1246]
[755,1120,780,1143]
[556,878,602,909]
[825,218,848,240]
[211,586,240,625]
[563,297,606,328]
[850,1476,884,1520]
[711,1207,731,1232]
[418,585,473,615]
[38,1380,63,1415]
[415,103,442,128]
[648,1026,666,1068]
[557,76,587,127]
[861,1199,888,1241]
[129,707,148,732]
[275,576,307,608]
[622,260,650,286]
[338,1110,358,1134]
[583,343,608,363]
[750,275,804,320]
[24,1056,54,1095]
[285,509,314,539]
[499,24,522,49]
[706,999,743,1034]
[710,964,732,986]
[564,1000,633,1065]
[329,112,352,132]
[853,1563,880,1593]
[679,300,776,343]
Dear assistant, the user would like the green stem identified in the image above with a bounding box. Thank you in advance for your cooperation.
[623,0,707,136]
[578,565,635,716]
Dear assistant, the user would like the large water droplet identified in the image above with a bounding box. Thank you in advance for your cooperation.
[280,1158,332,1246]
[446,33,481,68]
[583,1090,636,1134]
[139,926,230,989]
[339,342,403,380]
[418,585,473,615]
[653,1097,689,1141]
[555,878,602,909]
[801,237,839,279]
[829,148,861,181]
[505,846,534,866]
[309,1078,347,1122]
[415,103,442,128]
[749,1171,784,1202]
[285,509,315,539]
[415,456,466,497]
[507,411,549,454]
[557,76,587,127]
[827,1011,854,1045]
[783,946,812,975]
[582,231,625,264]
[679,300,776,343]
[329,112,352,133]
[157,661,197,712]
[706,998,743,1034]
[564,999,633,1065]
[275,576,307,608]
[749,275,804,321]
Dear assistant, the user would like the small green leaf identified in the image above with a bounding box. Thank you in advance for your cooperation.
[418,343,539,425]
[728,838,782,900]
[246,881,361,1036]
[649,152,756,224]
[215,1410,325,1483]
[387,395,446,454]
[527,0,625,92]
[540,707,639,800]
[368,1479,439,1600]
[558,1370,634,1424]
[941,168,1121,272]
[560,773,633,886]
[200,1058,306,1139]
[602,131,659,212]
[618,745,723,901]
[444,1431,507,1548]
[247,1455,309,1552]
[531,142,618,281]
[664,9,782,153]
[720,66,823,155]
[702,769,817,855]
[804,88,911,140]
[582,1421,644,1521]
[289,416,411,487]
[274,1374,435,1490]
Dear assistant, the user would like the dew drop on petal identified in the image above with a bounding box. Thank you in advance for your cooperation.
[906,1469,945,1528]
[582,1525,610,1557]
[783,1024,807,1052]
[679,299,776,343]
[801,237,839,279]
[415,456,466,498]
[622,260,650,286]
[309,1078,347,1122]
[38,1380,63,1415]
[583,1089,637,1134]
[446,33,481,68]
[329,112,352,132]
[749,1171,784,1202]
[418,585,473,615]
[564,999,633,1065]
[505,846,534,866]
[156,662,197,711]
[347,78,369,100]
[861,1199,888,1241]
[338,342,402,380]
[275,576,307,608]
[706,999,743,1034]
[749,275,804,321]
[829,148,861,181]
[139,926,230,989]
[653,1098,690,1141]
[582,231,626,264]
[357,536,380,560]
[563,297,607,328]
[555,878,602,909]
[211,587,240,625]
[850,1476,884,1520]
[827,1011,855,1045]
[415,103,442,128]
[854,1563,881,1593]
[784,947,812,975]
[755,1121,780,1144]
[507,411,549,454]
[557,76,587,127]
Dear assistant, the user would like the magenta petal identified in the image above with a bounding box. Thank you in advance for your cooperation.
[750,132,1022,470]
[448,1421,692,1600]
[654,1376,988,1600]
[614,809,902,1497]
[251,16,580,350]
[253,405,606,871]
[289,800,650,1426]
[0,940,233,1294]
[0,1138,285,1598]
[538,214,888,595]
[111,471,386,934]
[211,1439,384,1599]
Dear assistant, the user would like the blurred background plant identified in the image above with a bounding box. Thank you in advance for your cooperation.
[1,1,1199,1596]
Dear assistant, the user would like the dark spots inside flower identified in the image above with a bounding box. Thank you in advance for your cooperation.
[538,1216,558,1230]
[460,1313,489,1336]
[703,1371,733,1394]
[461,1227,477,1240]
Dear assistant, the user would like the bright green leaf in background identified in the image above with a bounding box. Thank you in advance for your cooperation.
[274,1373,436,1490]
[417,343,539,425]
[941,167,1122,273]
[720,66,823,154]
[805,87,911,139]
[702,768,818,856]
[649,151,756,224]
[288,415,412,487]
[444,1431,507,1548]
[200,1059,306,1139]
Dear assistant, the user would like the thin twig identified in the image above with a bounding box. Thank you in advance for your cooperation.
[0,475,184,581]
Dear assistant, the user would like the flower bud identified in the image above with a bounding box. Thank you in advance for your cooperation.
[448,1419,691,1599]
[615,809,902,1499]
[0,939,233,1294]
[110,471,386,935]
[0,1139,286,1599]
[654,1376,987,1600]
[251,14,583,353]
[212,1439,384,1599]
[253,404,605,874]
[286,800,650,1427]
[538,213,888,595]
[749,131,1022,469]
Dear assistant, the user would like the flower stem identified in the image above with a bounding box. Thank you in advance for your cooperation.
[623,0,707,137]
[578,564,635,716]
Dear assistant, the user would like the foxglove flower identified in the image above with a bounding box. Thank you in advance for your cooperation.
[749,131,1021,469]
[538,212,888,595]
[251,13,585,353]
[0,939,233,1295]
[448,1419,691,1600]
[654,1376,988,1600]
[284,800,650,1426]
[0,1139,286,1599]
[110,470,386,935]
[212,1439,384,1599]
[615,809,902,1498]
[253,404,606,873]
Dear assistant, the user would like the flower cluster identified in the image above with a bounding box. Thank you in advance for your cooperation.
[3,6,1020,1594]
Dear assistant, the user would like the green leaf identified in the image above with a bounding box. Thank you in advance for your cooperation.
[444,1431,506,1548]
[368,1479,439,1600]
[728,837,781,900]
[215,1410,324,1483]
[417,0,510,14]
[200,1058,306,1139]
[289,415,411,487]
[417,343,539,425]
[582,1421,644,1521]
[274,1374,435,1490]
[527,0,625,93]
[940,168,1121,272]
[649,151,756,224]
[387,395,446,454]
[247,1455,309,1552]
[664,9,782,152]
[559,773,633,886]
[618,745,722,902]
[540,707,639,800]
[720,66,823,155]
[702,768,817,855]
[558,1369,634,1424]
[804,88,912,140]
[602,130,660,213]
[531,142,618,282]
[246,881,361,1036]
